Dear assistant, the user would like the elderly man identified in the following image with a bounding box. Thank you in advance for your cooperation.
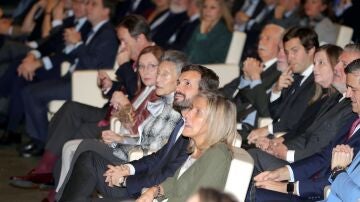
[221,23,284,138]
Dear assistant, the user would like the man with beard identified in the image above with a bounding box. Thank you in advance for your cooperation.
[57,64,219,201]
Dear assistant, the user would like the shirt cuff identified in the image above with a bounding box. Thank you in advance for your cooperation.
[267,124,273,134]
[286,150,295,163]
[30,50,41,59]
[27,41,38,49]
[42,56,53,70]
[250,79,262,89]
[286,165,295,182]
[270,91,281,102]
[125,164,135,175]
[52,19,63,28]
[294,181,300,196]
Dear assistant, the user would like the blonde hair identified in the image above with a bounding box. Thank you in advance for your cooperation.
[188,92,237,153]
[200,0,234,32]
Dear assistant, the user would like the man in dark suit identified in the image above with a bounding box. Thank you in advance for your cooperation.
[221,24,284,137]
[57,64,220,201]
[9,14,154,188]
[247,27,318,145]
[248,43,360,174]
[0,0,92,145]
[150,0,189,47]
[251,58,360,201]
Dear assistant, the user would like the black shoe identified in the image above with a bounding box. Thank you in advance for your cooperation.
[18,141,36,153]
[19,144,44,158]
[0,131,22,145]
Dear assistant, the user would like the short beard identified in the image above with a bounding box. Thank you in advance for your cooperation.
[173,99,192,112]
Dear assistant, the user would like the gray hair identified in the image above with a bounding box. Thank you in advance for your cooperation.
[344,43,360,54]
[160,50,189,75]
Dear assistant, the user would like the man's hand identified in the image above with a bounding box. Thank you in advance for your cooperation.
[17,54,42,81]
[331,144,354,170]
[52,0,64,21]
[235,11,250,24]
[274,5,286,19]
[255,180,288,194]
[136,187,158,202]
[254,166,290,182]
[64,28,81,45]
[116,45,131,66]
[101,130,123,145]
[0,18,12,34]
[272,68,293,93]
[243,57,262,81]
[103,164,130,187]
[269,140,288,160]
[255,137,271,151]
[247,127,269,144]
[97,70,113,91]
[110,91,130,111]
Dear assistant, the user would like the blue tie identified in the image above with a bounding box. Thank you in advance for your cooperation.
[163,119,185,156]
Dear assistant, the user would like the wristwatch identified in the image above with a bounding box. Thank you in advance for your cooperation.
[331,166,346,181]
[287,182,294,194]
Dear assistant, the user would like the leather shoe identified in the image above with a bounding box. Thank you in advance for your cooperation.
[0,131,21,145]
[9,170,54,189]
[20,145,44,158]
[18,141,36,153]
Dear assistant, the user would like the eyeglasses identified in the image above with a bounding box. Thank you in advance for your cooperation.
[137,63,158,71]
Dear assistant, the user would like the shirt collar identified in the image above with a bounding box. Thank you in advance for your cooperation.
[92,19,108,34]
[263,58,277,71]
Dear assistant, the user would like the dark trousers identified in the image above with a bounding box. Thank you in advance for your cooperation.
[22,78,72,145]
[59,151,130,202]
[0,59,59,132]
[44,101,108,154]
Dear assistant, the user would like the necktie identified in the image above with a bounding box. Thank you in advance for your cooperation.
[289,73,303,94]
[85,29,95,45]
[163,119,185,157]
[346,117,360,141]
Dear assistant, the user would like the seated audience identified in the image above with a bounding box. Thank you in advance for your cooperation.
[249,44,349,173]
[184,0,233,64]
[54,64,220,201]
[251,58,360,201]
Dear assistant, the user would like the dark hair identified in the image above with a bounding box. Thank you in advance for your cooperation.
[118,14,151,41]
[134,45,164,95]
[101,0,117,18]
[197,188,238,202]
[283,26,319,52]
[345,59,360,74]
[181,64,219,92]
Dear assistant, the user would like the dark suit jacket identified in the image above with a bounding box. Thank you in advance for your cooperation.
[221,62,281,122]
[166,18,200,51]
[69,21,118,70]
[37,17,92,57]
[150,11,188,47]
[269,73,315,133]
[126,126,189,197]
[290,114,360,200]
[114,0,155,23]
[285,95,353,161]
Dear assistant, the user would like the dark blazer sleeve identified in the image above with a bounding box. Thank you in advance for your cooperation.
[125,136,189,196]
[220,77,240,99]
[70,22,119,70]
[104,61,138,100]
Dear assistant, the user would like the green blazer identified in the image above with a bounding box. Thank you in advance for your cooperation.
[184,20,232,64]
[161,143,232,202]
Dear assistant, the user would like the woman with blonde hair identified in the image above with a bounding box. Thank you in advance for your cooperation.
[184,0,233,64]
[136,92,238,202]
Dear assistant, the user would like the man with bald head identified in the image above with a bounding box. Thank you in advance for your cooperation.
[221,23,285,137]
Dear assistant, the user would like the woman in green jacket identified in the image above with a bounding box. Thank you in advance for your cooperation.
[136,91,238,202]
[184,0,233,64]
